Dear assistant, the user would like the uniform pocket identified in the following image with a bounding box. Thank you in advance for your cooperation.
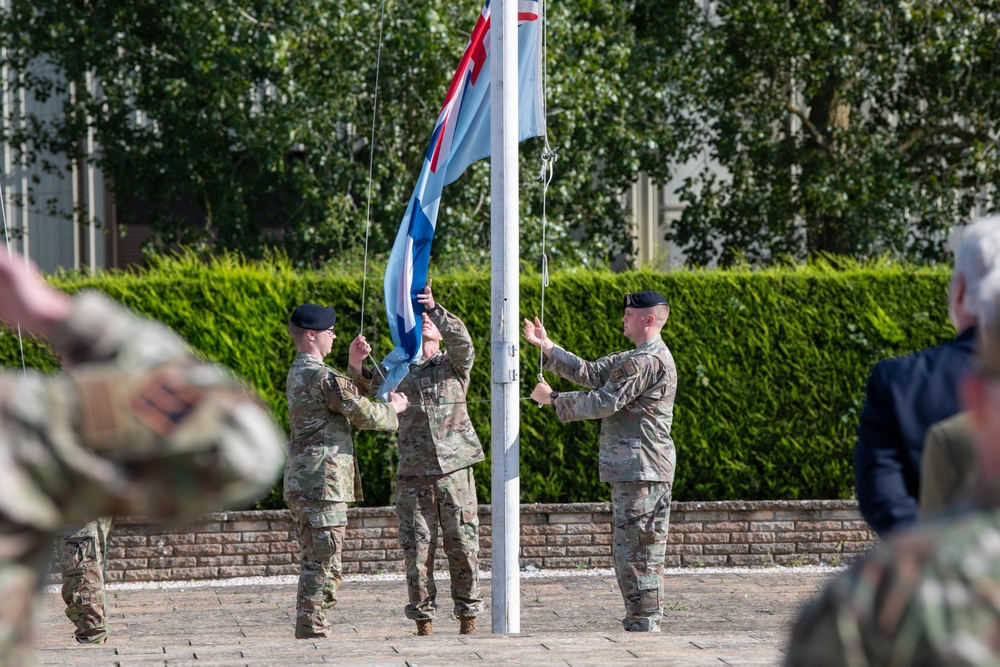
[637,573,660,612]
[64,536,100,569]
[636,484,671,545]
[312,529,335,558]
[308,511,346,559]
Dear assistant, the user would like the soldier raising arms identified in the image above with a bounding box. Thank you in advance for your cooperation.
[349,281,484,636]
[525,291,678,633]
[284,303,409,639]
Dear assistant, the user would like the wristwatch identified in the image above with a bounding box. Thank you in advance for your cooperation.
[550,391,559,406]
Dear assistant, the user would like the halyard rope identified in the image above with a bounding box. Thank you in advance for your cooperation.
[360,0,389,381]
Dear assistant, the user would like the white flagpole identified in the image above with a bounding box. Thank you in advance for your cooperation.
[489,0,521,634]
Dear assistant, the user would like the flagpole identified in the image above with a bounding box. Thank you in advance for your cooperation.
[489,0,521,635]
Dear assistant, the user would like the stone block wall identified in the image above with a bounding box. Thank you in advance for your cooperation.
[50,500,877,583]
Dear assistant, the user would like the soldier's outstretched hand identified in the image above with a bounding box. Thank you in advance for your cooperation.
[0,248,70,336]
[523,316,554,356]
[388,389,410,414]
[416,279,436,311]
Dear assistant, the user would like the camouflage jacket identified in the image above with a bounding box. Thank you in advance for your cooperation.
[284,353,398,503]
[544,335,676,484]
[351,303,484,477]
[786,484,1000,667]
[0,291,285,531]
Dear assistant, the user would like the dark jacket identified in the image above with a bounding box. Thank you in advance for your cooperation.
[854,326,977,538]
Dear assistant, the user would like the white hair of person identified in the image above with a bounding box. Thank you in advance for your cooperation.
[978,269,1000,336]
[953,216,1000,320]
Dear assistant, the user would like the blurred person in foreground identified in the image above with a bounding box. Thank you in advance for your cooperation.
[855,217,1000,538]
[785,266,1000,666]
[919,412,976,518]
[0,247,285,666]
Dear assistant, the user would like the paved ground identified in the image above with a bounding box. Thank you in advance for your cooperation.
[33,568,840,666]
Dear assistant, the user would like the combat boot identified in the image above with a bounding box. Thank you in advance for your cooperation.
[459,617,476,635]
[416,619,433,636]
[74,626,108,644]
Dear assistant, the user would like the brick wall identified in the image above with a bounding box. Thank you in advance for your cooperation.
[51,500,877,583]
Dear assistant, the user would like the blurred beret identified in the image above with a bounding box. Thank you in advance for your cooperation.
[289,303,336,330]
[623,291,670,309]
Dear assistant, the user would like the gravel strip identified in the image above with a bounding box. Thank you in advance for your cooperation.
[43,564,845,594]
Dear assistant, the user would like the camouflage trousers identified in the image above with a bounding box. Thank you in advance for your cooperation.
[58,517,115,643]
[611,481,672,632]
[288,499,348,638]
[396,467,482,621]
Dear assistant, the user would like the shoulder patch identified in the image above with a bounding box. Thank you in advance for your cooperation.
[622,358,640,377]
[341,378,359,397]
[327,375,359,400]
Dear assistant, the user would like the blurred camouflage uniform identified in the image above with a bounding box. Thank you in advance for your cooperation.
[0,291,285,667]
[544,335,677,632]
[284,353,399,638]
[920,412,977,518]
[58,516,115,643]
[352,303,484,622]
[785,484,1000,667]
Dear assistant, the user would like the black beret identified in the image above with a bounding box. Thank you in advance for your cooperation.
[289,303,336,330]
[623,291,670,309]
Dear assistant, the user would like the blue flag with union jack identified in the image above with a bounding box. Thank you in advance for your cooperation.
[379,0,544,395]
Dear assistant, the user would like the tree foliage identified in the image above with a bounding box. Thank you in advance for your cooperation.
[7,0,991,269]
[1,0,683,269]
[666,0,1000,266]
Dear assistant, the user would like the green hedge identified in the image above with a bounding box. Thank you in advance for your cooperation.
[0,256,952,507]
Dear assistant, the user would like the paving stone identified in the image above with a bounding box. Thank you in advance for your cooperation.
[32,570,838,666]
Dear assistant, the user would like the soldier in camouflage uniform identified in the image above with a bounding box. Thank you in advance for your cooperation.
[51,354,117,645]
[0,248,285,666]
[920,412,976,518]
[526,290,677,633]
[284,303,409,639]
[785,268,1000,667]
[58,516,115,643]
[349,282,484,636]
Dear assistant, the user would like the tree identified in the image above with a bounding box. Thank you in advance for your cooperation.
[0,0,685,270]
[666,0,1000,266]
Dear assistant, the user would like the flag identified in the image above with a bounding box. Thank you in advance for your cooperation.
[378,0,544,395]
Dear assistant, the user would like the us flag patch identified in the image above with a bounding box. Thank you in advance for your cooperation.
[130,370,203,437]
[339,378,359,397]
